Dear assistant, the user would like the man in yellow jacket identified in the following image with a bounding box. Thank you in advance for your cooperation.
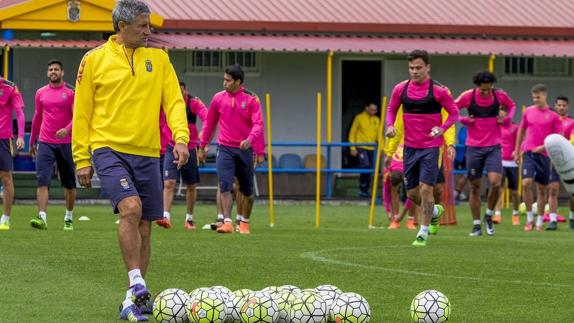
[349,103,380,197]
[72,0,189,321]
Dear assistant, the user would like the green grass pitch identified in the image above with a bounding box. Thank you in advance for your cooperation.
[1,203,573,322]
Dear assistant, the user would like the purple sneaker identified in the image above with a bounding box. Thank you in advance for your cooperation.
[119,304,148,321]
[130,284,151,306]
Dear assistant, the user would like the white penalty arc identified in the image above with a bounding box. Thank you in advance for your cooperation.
[300,247,572,289]
[545,134,574,196]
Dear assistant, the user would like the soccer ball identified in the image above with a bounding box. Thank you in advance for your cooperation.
[187,289,227,323]
[532,202,538,214]
[518,202,527,215]
[210,285,232,302]
[189,287,211,299]
[314,285,342,322]
[239,291,279,323]
[544,203,550,214]
[274,289,302,323]
[410,290,450,323]
[289,291,329,323]
[278,285,302,294]
[153,288,190,323]
[261,286,282,298]
[331,292,371,323]
[225,289,252,323]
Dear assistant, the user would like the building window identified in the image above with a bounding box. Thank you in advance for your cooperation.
[504,57,533,76]
[187,51,222,73]
[533,57,571,76]
[226,52,259,72]
[186,51,260,74]
[505,57,571,77]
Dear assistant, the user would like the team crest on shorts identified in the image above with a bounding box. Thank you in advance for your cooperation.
[120,178,130,190]
[145,60,152,72]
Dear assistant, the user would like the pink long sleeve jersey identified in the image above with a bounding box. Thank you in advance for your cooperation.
[30,83,75,145]
[200,87,263,149]
[161,94,208,149]
[385,79,458,148]
[0,78,25,140]
[455,88,516,147]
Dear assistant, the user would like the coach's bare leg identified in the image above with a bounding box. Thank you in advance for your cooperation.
[117,196,143,271]
[139,219,152,277]
[469,178,482,221]
[65,188,75,211]
[486,172,502,210]
[37,186,49,213]
[163,179,176,213]
[0,171,14,216]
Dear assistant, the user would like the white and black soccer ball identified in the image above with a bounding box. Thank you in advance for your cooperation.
[314,285,342,322]
[224,289,252,323]
[273,289,302,323]
[331,292,371,323]
[239,291,279,323]
[289,291,329,323]
[210,285,232,302]
[153,288,190,323]
[410,290,450,323]
[278,284,302,294]
[261,286,283,298]
[187,289,227,323]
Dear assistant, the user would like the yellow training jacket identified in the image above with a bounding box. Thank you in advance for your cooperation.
[349,111,381,151]
[384,107,455,157]
[72,35,189,169]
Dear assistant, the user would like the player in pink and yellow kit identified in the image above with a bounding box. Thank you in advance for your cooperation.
[0,77,25,231]
[385,50,458,246]
[199,64,264,234]
[456,71,516,237]
[515,84,563,232]
[29,59,76,230]
[157,81,207,230]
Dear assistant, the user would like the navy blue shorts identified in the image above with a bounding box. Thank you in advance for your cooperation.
[357,149,374,168]
[403,146,440,190]
[35,142,76,189]
[466,145,502,180]
[163,145,200,185]
[522,152,551,185]
[159,153,165,182]
[437,165,445,184]
[92,147,162,220]
[0,139,13,171]
[216,145,254,196]
[502,166,519,190]
[549,166,560,183]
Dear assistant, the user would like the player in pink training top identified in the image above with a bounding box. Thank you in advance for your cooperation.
[157,81,207,230]
[385,49,459,247]
[28,59,76,230]
[494,109,521,226]
[514,84,563,232]
[546,96,574,230]
[455,71,516,237]
[0,77,25,231]
[198,64,264,234]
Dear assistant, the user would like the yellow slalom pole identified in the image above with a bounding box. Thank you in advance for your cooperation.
[3,45,10,79]
[488,54,496,73]
[315,92,322,229]
[265,93,275,228]
[326,50,334,143]
[369,96,387,228]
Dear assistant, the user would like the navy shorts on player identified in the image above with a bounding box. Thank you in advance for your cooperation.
[92,147,163,220]
[502,166,519,190]
[403,146,440,190]
[35,142,76,189]
[549,166,560,183]
[0,138,13,171]
[466,145,502,180]
[163,145,200,185]
[216,144,254,196]
[522,151,552,185]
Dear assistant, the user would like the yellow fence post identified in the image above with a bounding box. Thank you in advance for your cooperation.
[369,96,387,228]
[488,54,496,73]
[3,45,10,79]
[265,93,275,227]
[315,92,322,228]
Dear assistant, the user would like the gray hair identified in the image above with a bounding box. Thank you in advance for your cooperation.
[112,0,151,32]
